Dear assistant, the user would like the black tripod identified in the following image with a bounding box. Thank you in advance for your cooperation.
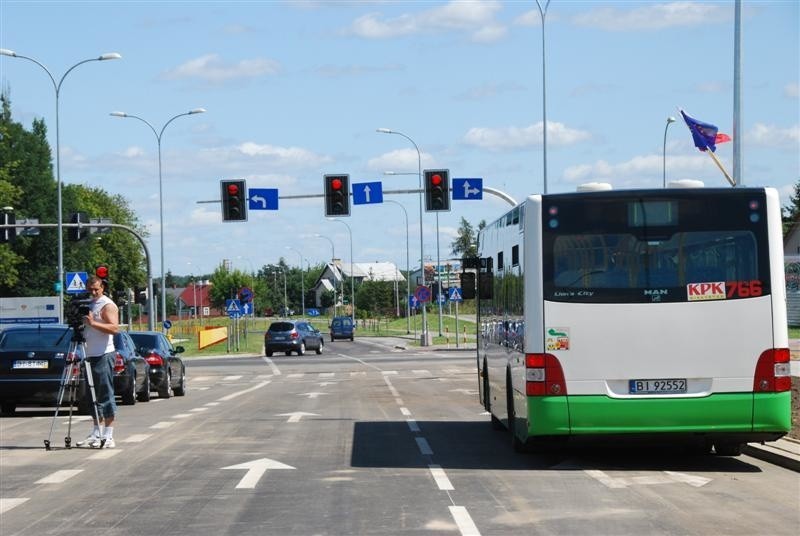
[44,327,105,450]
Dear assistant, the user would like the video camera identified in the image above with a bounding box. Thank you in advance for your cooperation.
[65,293,93,330]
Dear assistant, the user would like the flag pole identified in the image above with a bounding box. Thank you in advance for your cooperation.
[705,150,735,187]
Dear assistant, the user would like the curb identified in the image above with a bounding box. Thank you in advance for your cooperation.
[743,438,800,472]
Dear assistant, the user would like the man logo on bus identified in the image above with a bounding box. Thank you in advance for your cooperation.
[687,282,726,301]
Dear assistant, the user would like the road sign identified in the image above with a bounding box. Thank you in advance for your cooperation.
[226,299,242,318]
[437,294,446,304]
[414,285,431,303]
[448,287,463,302]
[239,286,253,303]
[307,308,320,317]
[452,178,483,200]
[163,319,172,330]
[242,303,252,316]
[352,181,383,205]
[65,272,88,294]
[409,295,419,309]
[248,188,279,210]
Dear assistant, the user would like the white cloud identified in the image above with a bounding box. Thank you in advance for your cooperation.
[785,82,799,99]
[162,54,280,83]
[748,123,800,150]
[462,121,591,151]
[562,153,732,187]
[119,146,146,158]
[366,148,435,172]
[347,0,506,42]
[572,2,730,31]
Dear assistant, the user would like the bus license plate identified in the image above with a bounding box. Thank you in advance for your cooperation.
[13,360,49,370]
[629,378,686,394]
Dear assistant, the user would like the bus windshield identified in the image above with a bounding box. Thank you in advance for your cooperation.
[542,190,771,304]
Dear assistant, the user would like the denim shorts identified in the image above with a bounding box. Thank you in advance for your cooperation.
[87,351,117,419]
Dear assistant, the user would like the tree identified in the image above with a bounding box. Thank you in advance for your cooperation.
[450,217,486,259]
[783,179,800,236]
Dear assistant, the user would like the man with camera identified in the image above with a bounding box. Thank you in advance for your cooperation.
[75,275,120,448]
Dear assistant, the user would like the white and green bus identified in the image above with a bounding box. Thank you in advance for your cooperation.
[475,183,791,455]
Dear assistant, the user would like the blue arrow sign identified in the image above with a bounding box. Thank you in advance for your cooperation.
[248,188,279,210]
[242,303,252,315]
[452,178,483,200]
[307,308,320,317]
[352,181,383,205]
[409,295,419,309]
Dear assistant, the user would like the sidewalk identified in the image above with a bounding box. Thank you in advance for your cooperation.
[743,437,800,472]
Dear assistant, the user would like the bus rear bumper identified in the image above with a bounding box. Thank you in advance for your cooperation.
[525,391,791,439]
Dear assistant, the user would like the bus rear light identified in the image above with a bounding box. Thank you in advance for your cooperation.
[753,348,791,393]
[525,353,567,396]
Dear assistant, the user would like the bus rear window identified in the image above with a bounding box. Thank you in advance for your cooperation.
[542,190,770,304]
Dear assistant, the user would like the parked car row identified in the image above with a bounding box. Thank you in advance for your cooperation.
[0,324,186,416]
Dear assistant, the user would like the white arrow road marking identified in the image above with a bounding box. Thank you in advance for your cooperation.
[36,470,82,484]
[298,392,328,399]
[222,458,295,489]
[276,412,319,423]
[0,498,29,514]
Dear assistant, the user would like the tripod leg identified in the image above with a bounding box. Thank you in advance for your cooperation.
[82,354,106,448]
[45,355,76,451]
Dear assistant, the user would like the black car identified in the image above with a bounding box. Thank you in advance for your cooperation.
[128,331,186,398]
[0,324,85,415]
[113,331,151,404]
[265,321,323,357]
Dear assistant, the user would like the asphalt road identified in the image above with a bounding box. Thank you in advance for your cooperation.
[1,338,798,536]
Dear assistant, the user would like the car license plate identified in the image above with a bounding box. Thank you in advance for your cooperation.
[12,360,49,370]
[629,378,686,394]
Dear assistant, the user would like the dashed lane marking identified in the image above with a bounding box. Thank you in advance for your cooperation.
[223,375,243,381]
[0,498,29,514]
[121,434,153,443]
[150,421,176,429]
[449,506,481,536]
[36,470,82,484]
[415,437,433,456]
[428,464,454,491]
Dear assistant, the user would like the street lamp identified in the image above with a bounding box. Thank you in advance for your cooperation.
[110,108,206,330]
[383,200,411,334]
[286,246,307,317]
[315,234,336,317]
[1,49,122,322]
[377,128,429,346]
[535,0,551,194]
[327,218,355,324]
[663,116,676,188]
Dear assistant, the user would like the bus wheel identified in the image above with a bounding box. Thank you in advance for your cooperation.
[714,442,742,456]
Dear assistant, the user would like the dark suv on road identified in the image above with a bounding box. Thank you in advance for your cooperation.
[265,321,323,357]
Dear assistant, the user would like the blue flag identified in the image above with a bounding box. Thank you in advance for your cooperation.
[679,109,731,153]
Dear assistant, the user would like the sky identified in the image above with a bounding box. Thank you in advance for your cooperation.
[1,1,798,279]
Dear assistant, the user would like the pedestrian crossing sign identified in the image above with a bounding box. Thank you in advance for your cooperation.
[66,272,88,294]
[448,287,463,302]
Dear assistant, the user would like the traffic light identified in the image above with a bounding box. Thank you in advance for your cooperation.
[221,179,248,222]
[68,211,90,241]
[324,174,350,217]
[424,169,450,212]
[95,264,109,290]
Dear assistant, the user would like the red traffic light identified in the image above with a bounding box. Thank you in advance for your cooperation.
[430,174,442,186]
[227,183,240,196]
[331,178,343,190]
[95,265,109,279]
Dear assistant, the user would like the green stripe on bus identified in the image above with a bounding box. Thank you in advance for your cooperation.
[525,392,790,436]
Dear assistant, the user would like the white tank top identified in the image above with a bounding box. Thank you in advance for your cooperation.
[84,295,115,356]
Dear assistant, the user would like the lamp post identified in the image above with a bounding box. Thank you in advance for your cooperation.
[383,199,411,334]
[376,128,429,346]
[1,49,122,323]
[535,0,551,194]
[286,246,307,317]
[663,116,676,188]
[327,218,355,324]
[315,234,336,317]
[110,108,206,330]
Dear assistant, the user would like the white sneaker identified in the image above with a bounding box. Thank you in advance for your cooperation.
[76,434,100,448]
[100,438,115,449]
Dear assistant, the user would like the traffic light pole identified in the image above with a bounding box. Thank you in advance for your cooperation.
[0,221,155,330]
